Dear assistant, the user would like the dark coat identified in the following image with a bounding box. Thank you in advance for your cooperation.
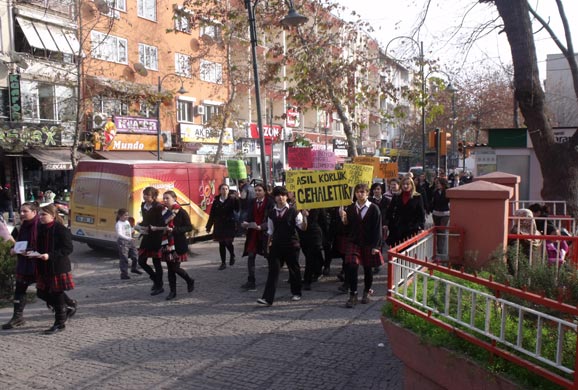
[139,201,164,250]
[36,222,73,276]
[369,196,391,226]
[206,195,239,241]
[298,208,325,250]
[171,208,193,255]
[430,189,450,213]
[345,202,382,250]
[242,196,274,257]
[386,192,425,246]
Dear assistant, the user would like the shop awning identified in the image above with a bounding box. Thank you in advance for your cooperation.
[27,148,87,170]
[16,16,79,55]
[93,151,160,161]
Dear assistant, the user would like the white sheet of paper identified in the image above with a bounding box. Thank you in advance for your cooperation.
[14,241,27,254]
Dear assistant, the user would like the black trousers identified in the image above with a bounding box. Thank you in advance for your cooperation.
[345,263,373,295]
[302,246,323,284]
[138,254,163,287]
[166,262,192,293]
[261,246,301,304]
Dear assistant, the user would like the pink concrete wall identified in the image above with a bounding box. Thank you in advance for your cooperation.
[473,172,520,214]
[447,180,513,268]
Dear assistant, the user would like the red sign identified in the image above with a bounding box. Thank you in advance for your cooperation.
[286,108,300,128]
[250,123,282,141]
[287,147,313,168]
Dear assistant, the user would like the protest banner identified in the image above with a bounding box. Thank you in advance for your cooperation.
[287,147,313,168]
[353,156,380,177]
[226,160,247,180]
[344,163,373,187]
[286,170,351,209]
[312,149,336,170]
[379,162,399,179]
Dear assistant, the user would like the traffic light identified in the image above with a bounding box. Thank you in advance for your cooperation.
[428,129,438,149]
[440,130,451,156]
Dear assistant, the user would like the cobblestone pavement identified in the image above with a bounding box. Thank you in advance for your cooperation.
[0,240,402,390]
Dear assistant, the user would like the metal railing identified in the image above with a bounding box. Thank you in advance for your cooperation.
[387,228,578,389]
[510,200,567,216]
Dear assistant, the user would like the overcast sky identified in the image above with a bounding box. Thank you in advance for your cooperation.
[336,0,578,81]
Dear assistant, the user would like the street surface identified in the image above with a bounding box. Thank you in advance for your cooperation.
[0,240,401,389]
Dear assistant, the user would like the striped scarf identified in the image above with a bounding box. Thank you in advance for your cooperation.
[161,203,181,252]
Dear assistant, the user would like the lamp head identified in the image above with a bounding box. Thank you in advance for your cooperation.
[280,5,308,28]
[177,85,187,94]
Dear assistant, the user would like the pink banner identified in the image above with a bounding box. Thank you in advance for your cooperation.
[287,147,313,168]
[312,149,336,170]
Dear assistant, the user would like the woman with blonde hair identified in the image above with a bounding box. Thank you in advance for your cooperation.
[385,176,426,246]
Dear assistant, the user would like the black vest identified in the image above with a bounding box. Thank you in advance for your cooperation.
[269,207,300,248]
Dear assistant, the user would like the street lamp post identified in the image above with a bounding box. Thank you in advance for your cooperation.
[156,74,187,161]
[384,37,425,168]
[245,0,307,189]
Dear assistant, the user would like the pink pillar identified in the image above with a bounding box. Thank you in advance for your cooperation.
[473,172,520,214]
[447,181,513,269]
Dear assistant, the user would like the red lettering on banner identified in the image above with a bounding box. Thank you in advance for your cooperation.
[250,123,282,141]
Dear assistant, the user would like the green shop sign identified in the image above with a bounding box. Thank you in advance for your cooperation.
[0,123,74,152]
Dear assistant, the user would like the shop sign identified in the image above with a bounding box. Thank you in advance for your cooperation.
[104,134,160,151]
[249,123,282,141]
[45,162,73,170]
[114,116,158,135]
[0,123,74,152]
[286,107,300,128]
[8,73,21,121]
[180,124,233,144]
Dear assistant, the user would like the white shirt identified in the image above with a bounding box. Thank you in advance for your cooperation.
[267,205,305,235]
[355,200,372,219]
[115,220,133,240]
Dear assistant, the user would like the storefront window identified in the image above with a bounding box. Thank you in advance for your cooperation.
[20,80,76,122]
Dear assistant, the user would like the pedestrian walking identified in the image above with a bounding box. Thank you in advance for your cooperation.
[240,183,273,291]
[115,208,142,280]
[35,204,76,334]
[430,177,451,255]
[157,191,195,300]
[206,183,239,270]
[136,186,165,296]
[339,183,384,308]
[385,176,426,247]
[257,186,307,306]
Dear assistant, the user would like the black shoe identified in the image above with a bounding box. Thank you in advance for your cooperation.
[241,282,257,291]
[187,279,195,293]
[151,287,165,296]
[165,291,177,300]
[121,274,130,280]
[322,266,330,277]
[43,324,65,335]
[2,317,25,330]
[345,294,358,308]
[218,263,226,271]
[361,292,371,304]
[131,269,143,275]
[229,257,236,266]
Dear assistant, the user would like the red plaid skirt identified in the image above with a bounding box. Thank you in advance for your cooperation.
[161,249,188,263]
[138,248,162,259]
[343,241,384,268]
[15,273,36,285]
[36,273,75,293]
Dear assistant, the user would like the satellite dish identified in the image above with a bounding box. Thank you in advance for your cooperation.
[190,38,200,51]
[200,34,215,46]
[94,0,110,14]
[9,52,29,70]
[0,62,8,78]
[133,62,148,77]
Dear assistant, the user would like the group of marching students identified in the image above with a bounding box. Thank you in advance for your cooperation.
[0,173,440,333]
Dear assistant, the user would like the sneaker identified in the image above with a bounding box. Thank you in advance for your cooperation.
[291,295,302,301]
[121,274,130,280]
[131,269,143,275]
[218,263,227,271]
[345,294,358,308]
[241,282,257,291]
[256,298,271,306]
